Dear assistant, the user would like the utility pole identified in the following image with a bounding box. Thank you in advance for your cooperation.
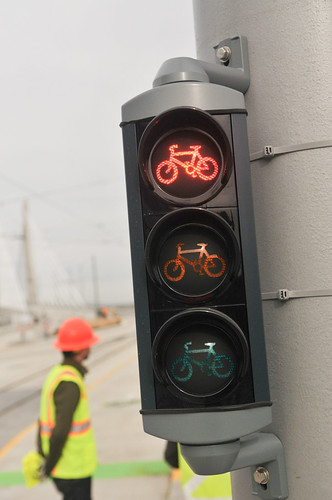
[193,1,332,499]
[91,254,100,312]
[23,200,37,308]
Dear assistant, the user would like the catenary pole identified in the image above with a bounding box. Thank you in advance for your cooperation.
[23,200,38,307]
[192,1,332,499]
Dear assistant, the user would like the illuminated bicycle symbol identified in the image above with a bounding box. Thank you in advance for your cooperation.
[171,342,234,382]
[164,242,226,282]
[156,144,219,185]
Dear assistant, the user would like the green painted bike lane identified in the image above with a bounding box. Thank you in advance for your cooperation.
[0,459,170,488]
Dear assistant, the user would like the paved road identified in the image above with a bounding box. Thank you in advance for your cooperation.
[0,308,184,499]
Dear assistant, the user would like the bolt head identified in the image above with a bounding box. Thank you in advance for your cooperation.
[254,466,270,485]
[216,46,231,63]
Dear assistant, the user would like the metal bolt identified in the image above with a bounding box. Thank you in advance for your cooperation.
[254,466,270,485]
[216,46,232,63]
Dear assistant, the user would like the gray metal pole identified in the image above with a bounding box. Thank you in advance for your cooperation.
[193,1,332,499]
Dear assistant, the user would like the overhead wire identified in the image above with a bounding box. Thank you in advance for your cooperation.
[0,172,121,233]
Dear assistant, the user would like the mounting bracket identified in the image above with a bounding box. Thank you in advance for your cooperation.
[180,432,288,500]
[153,35,250,94]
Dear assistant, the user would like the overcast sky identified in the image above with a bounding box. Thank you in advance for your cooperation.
[0,1,196,307]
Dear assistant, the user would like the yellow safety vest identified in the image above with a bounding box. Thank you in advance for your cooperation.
[39,364,97,479]
[179,450,232,499]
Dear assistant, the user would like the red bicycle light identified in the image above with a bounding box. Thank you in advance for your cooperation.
[139,107,232,205]
[155,143,219,185]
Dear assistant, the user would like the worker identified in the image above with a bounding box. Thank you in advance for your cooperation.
[37,317,100,500]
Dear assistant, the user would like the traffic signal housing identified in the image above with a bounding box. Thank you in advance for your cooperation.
[121,62,271,448]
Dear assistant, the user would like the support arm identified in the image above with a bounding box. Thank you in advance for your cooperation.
[153,36,250,94]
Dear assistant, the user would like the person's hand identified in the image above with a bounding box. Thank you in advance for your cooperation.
[36,463,48,482]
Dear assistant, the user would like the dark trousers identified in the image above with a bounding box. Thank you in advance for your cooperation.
[53,476,92,500]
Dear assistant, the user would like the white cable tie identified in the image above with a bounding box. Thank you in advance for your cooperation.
[262,288,332,302]
[250,139,332,162]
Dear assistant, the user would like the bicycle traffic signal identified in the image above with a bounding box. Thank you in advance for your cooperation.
[121,57,271,450]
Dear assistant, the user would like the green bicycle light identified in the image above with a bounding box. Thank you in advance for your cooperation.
[152,308,249,404]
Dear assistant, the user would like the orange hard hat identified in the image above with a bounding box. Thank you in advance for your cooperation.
[53,317,100,351]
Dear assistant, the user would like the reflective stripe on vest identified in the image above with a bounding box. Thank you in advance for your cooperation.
[40,419,92,437]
